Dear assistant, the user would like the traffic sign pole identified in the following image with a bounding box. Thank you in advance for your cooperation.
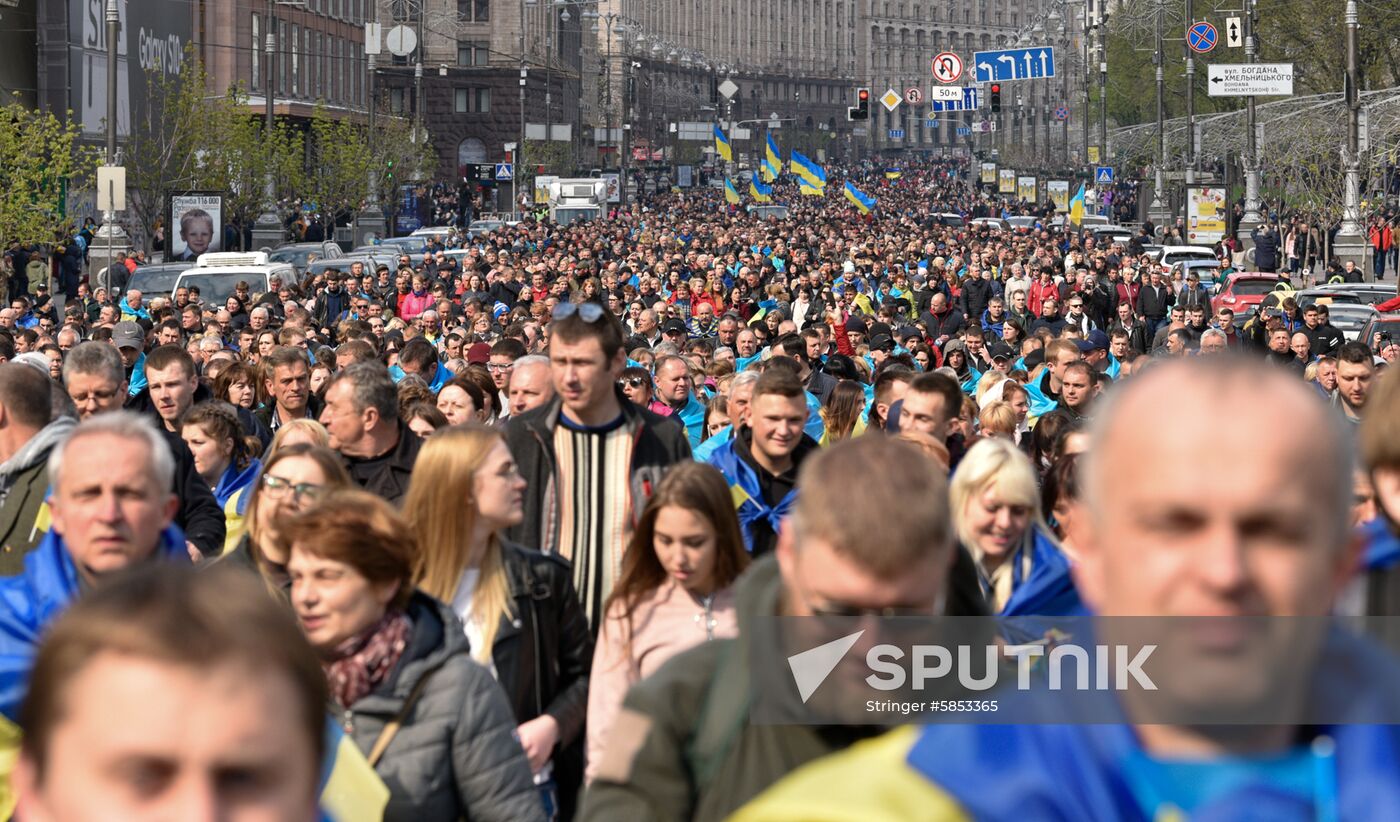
[1238,0,1264,237]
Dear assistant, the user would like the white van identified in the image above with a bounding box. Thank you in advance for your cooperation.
[175,252,299,307]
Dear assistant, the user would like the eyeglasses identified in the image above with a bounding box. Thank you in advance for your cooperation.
[554,302,605,323]
[70,387,120,405]
[259,474,326,504]
[486,362,514,372]
[619,376,649,388]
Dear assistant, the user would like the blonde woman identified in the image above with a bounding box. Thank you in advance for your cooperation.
[949,438,1082,616]
[403,425,592,818]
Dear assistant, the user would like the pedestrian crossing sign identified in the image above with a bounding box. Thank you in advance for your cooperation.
[1095,166,1114,184]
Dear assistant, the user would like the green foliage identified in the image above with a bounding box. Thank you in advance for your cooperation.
[305,104,371,222]
[521,140,573,195]
[0,95,100,246]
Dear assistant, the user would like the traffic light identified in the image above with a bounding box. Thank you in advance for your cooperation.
[990,84,1002,113]
[849,87,870,121]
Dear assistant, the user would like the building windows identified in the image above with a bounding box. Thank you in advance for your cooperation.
[457,0,489,22]
[457,42,489,65]
[252,14,260,91]
[279,22,287,94]
[455,87,492,113]
[390,86,406,113]
[291,25,299,95]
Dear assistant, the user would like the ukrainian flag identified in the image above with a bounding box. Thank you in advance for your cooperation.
[321,722,391,821]
[799,181,825,196]
[714,124,733,162]
[761,156,780,183]
[724,177,741,204]
[843,180,876,214]
[750,178,774,203]
[765,134,784,176]
[1069,182,1086,226]
[791,151,826,189]
[885,168,902,180]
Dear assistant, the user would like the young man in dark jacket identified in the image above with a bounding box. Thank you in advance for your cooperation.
[0,364,75,574]
[504,303,690,635]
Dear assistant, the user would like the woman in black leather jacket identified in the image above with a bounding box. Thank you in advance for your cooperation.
[404,425,593,820]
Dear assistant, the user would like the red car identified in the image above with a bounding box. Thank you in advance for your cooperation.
[1212,273,1286,315]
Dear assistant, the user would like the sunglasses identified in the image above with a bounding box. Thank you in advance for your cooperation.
[619,376,649,388]
[553,302,606,323]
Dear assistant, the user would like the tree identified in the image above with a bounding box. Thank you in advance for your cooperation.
[305,105,372,230]
[367,111,435,229]
[201,97,305,248]
[0,96,100,246]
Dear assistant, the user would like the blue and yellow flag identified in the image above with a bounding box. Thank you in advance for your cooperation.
[790,150,826,188]
[724,177,741,204]
[1069,182,1086,226]
[765,134,784,176]
[799,181,825,196]
[843,180,876,214]
[761,156,780,183]
[750,178,773,203]
[714,124,733,162]
[885,168,902,180]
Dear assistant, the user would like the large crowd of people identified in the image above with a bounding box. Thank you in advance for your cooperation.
[0,156,1398,820]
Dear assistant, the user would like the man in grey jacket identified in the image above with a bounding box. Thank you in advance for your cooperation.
[0,363,75,575]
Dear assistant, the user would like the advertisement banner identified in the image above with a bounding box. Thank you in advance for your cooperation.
[980,162,996,184]
[167,192,223,262]
[601,173,621,204]
[1187,187,1228,244]
[998,169,1016,195]
[1016,176,1037,202]
[1047,180,1070,212]
[67,0,193,138]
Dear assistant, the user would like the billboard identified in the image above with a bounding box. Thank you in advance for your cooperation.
[67,0,193,138]
[1016,176,1037,202]
[168,192,223,262]
[1047,180,1070,212]
[998,169,1016,195]
[980,162,996,184]
[1187,187,1228,244]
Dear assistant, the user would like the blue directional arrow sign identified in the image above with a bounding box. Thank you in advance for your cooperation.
[495,163,513,180]
[889,129,905,139]
[1095,166,1114,184]
[957,126,971,136]
[972,47,1056,82]
[929,87,980,112]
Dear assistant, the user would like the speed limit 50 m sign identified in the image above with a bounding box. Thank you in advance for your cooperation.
[932,52,963,83]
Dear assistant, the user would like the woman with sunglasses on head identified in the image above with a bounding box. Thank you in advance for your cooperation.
[584,463,748,782]
[221,443,351,592]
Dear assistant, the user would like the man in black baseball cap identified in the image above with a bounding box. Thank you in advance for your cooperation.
[662,317,689,342]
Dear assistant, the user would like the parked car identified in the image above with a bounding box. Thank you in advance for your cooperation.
[466,219,505,238]
[1157,245,1218,273]
[970,217,1010,232]
[267,241,342,275]
[1168,260,1225,291]
[1321,303,1379,341]
[1305,282,1397,306]
[1212,273,1286,314]
[174,252,299,306]
[1358,313,1400,352]
[123,263,192,302]
[933,212,966,227]
[1007,216,1040,234]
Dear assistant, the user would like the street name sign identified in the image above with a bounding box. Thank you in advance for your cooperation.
[1207,63,1294,96]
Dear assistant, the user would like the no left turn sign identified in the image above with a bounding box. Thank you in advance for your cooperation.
[932,52,963,84]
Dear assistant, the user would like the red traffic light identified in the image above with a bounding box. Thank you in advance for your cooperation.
[991,83,1001,93]
[859,89,869,101]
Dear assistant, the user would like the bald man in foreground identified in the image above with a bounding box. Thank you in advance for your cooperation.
[732,357,1400,821]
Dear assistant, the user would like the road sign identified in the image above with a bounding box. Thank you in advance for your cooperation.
[386,24,417,57]
[1225,16,1243,48]
[929,86,963,102]
[1207,63,1294,96]
[957,126,972,136]
[880,89,902,112]
[929,87,980,112]
[1095,166,1114,184]
[1054,106,1070,121]
[1187,21,1218,53]
[926,119,940,128]
[96,166,126,211]
[972,47,1056,82]
[932,52,964,83]
[1087,146,1101,164]
[495,163,513,181]
[889,129,905,139]
[905,87,923,104]
[974,120,997,133]
[718,79,739,100]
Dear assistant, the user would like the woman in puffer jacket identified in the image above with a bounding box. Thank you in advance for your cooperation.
[280,488,545,822]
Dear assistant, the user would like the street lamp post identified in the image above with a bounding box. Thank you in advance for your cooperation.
[1334,0,1367,268]
[1184,0,1196,186]
[251,0,284,248]
[92,0,129,290]
[1237,0,1263,246]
